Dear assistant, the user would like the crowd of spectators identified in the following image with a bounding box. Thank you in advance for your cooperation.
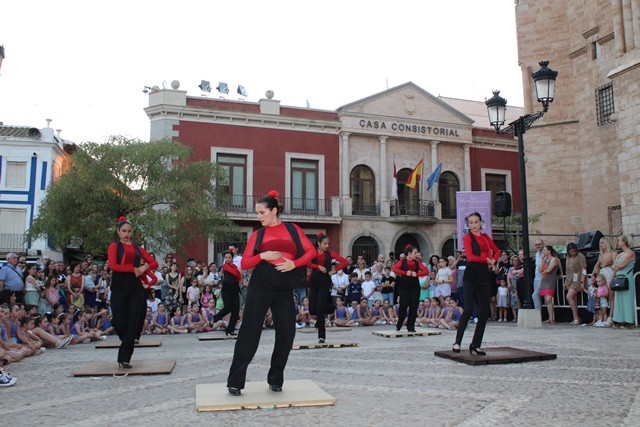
[1,236,635,387]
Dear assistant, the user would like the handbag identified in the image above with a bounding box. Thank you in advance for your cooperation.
[610,276,629,291]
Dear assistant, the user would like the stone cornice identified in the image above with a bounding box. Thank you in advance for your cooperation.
[144,105,341,134]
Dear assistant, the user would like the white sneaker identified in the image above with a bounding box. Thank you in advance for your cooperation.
[0,373,17,387]
[473,317,478,324]
[594,320,603,327]
[498,319,502,322]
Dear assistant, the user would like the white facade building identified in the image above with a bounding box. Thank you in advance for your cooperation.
[0,124,75,260]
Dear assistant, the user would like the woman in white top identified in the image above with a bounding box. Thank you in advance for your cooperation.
[198,265,216,289]
[23,264,42,307]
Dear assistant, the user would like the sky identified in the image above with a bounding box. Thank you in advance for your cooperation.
[0,0,523,144]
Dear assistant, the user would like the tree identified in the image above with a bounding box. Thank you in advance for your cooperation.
[492,211,545,253]
[28,136,240,256]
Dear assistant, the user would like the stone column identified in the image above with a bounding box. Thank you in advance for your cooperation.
[379,136,390,216]
[463,144,471,191]
[613,0,626,56]
[622,0,635,51]
[340,132,352,216]
[632,0,640,49]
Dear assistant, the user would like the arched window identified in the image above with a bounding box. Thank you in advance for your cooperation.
[351,236,379,266]
[394,233,420,256]
[438,171,459,219]
[350,165,376,215]
[395,168,420,215]
[441,238,455,259]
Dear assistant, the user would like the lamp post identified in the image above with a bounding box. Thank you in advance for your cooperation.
[485,60,558,311]
[0,45,4,72]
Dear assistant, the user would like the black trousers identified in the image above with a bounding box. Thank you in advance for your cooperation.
[396,283,420,331]
[111,277,146,363]
[455,262,491,348]
[227,283,296,389]
[213,288,240,333]
[308,271,332,340]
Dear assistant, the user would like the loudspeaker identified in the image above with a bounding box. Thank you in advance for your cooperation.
[576,230,603,251]
[494,191,512,217]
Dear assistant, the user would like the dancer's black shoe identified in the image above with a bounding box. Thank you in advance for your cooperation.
[469,345,486,356]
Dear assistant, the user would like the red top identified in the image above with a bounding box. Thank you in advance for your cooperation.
[222,262,242,281]
[392,259,429,277]
[241,222,316,270]
[308,250,348,272]
[107,242,158,273]
[463,232,501,263]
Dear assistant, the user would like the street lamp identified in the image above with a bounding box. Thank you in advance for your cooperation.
[0,45,5,72]
[485,60,558,311]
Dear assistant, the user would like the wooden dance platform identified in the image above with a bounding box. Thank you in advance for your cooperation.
[297,327,352,333]
[198,333,237,341]
[95,339,162,348]
[73,359,176,376]
[292,341,359,350]
[195,379,336,412]
[433,346,557,366]
[372,329,441,338]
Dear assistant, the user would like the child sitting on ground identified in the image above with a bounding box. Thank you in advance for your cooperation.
[333,296,355,327]
[152,302,170,334]
[427,297,443,328]
[439,297,463,330]
[187,303,208,333]
[142,307,153,335]
[354,297,373,326]
[168,306,188,334]
[298,297,312,326]
[96,309,114,336]
[381,299,397,325]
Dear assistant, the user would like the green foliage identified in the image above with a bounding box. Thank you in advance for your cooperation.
[28,136,239,256]
[492,211,545,251]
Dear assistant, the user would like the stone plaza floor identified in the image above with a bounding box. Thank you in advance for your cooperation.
[2,318,639,426]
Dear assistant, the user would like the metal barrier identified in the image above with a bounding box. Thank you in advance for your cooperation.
[544,272,639,325]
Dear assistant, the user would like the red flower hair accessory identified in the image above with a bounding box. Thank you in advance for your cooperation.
[316,232,324,238]
[118,216,128,223]
[404,243,412,250]
[268,190,279,198]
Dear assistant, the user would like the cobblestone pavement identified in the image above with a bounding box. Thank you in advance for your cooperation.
[2,320,639,426]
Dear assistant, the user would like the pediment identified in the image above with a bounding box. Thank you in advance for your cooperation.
[337,82,474,126]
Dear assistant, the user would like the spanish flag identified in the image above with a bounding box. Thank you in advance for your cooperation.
[405,159,423,190]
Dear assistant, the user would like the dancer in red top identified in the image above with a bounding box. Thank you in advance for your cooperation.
[212,251,242,335]
[453,212,500,355]
[107,216,158,368]
[226,191,316,396]
[392,244,429,332]
[308,232,347,343]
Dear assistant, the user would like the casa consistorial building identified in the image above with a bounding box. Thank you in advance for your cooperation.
[145,81,523,264]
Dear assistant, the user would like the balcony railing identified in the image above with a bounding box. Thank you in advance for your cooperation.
[390,200,435,218]
[216,196,332,216]
[0,233,27,252]
[352,203,381,216]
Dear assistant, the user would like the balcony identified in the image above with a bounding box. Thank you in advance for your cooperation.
[0,233,27,253]
[216,196,340,224]
[352,203,380,216]
[389,200,436,223]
